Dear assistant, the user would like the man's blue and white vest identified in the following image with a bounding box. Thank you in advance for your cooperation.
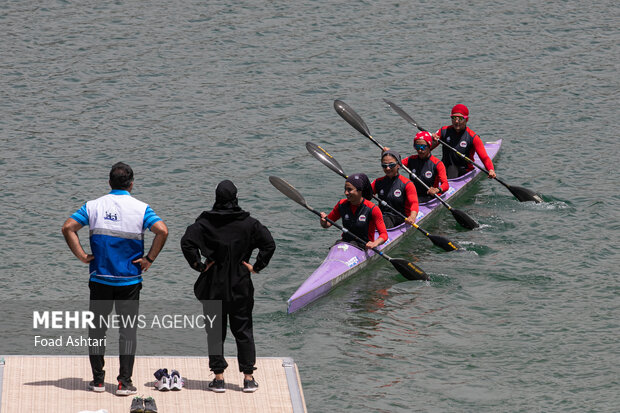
[71,190,159,286]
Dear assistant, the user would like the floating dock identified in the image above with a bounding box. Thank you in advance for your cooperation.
[0,355,306,413]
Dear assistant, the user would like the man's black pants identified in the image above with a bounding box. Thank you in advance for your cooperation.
[88,281,141,385]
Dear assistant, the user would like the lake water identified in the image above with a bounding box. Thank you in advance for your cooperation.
[1,0,619,411]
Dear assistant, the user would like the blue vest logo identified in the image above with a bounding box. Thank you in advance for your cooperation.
[104,208,119,221]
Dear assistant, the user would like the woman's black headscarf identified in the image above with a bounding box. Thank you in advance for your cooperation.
[345,173,373,200]
[213,180,241,211]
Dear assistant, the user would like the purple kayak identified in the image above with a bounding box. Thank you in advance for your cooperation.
[287,139,502,313]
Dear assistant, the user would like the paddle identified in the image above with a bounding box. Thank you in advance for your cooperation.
[333,99,479,230]
[305,141,459,252]
[383,99,543,203]
[269,176,429,281]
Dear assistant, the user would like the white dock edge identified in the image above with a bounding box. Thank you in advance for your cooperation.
[0,358,4,411]
[281,357,305,413]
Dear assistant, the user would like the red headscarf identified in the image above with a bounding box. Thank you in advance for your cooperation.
[451,104,469,119]
[413,131,433,147]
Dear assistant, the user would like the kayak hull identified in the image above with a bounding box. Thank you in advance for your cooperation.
[287,140,502,313]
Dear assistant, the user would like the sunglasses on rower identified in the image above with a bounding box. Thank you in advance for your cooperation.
[451,115,466,122]
[381,162,398,169]
[414,144,428,151]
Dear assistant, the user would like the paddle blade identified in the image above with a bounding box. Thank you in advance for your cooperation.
[508,185,543,203]
[306,142,348,178]
[427,234,460,251]
[390,258,429,281]
[383,99,427,132]
[269,176,309,209]
[333,100,372,139]
[451,208,479,229]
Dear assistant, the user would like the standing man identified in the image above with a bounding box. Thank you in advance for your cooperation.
[180,180,276,393]
[432,104,496,179]
[61,162,168,396]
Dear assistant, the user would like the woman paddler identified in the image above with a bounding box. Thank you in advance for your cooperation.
[431,104,496,179]
[319,173,388,250]
[403,131,450,203]
[371,149,418,228]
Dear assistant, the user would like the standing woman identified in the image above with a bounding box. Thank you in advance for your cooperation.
[180,180,276,394]
[371,149,418,228]
[403,131,449,203]
[432,104,496,179]
[319,173,388,250]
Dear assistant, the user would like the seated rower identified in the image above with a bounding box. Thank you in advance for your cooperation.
[431,104,496,179]
[320,173,388,250]
[371,149,418,228]
[403,131,449,203]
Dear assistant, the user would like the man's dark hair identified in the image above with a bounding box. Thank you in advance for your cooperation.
[109,162,134,190]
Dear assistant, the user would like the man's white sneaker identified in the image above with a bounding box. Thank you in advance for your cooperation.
[153,368,170,391]
[169,370,183,391]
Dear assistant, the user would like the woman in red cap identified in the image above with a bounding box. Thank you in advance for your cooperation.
[403,131,449,203]
[370,149,418,228]
[320,173,388,250]
[432,104,496,179]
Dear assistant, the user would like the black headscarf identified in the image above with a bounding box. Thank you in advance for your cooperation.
[345,173,373,201]
[212,180,241,211]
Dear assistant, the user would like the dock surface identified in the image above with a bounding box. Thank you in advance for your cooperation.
[0,355,306,413]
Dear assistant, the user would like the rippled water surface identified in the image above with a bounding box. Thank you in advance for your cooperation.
[1,1,619,411]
